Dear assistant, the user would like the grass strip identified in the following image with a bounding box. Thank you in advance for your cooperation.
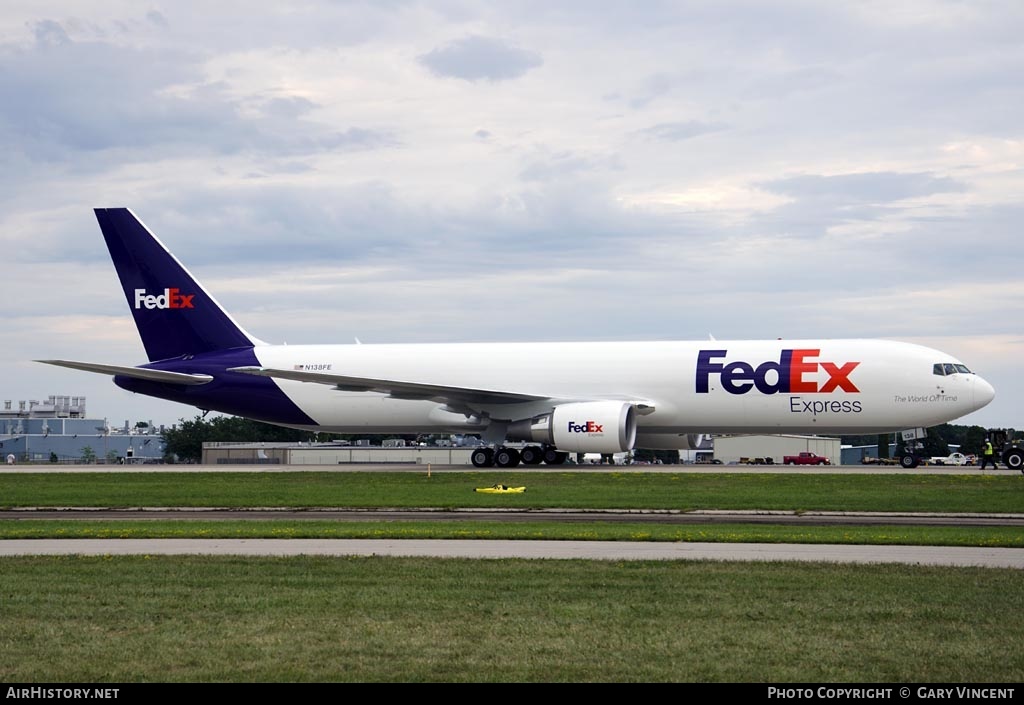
[1,519,1023,547]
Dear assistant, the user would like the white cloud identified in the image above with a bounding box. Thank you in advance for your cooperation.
[418,35,543,82]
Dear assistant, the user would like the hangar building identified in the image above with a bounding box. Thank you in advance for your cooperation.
[711,434,841,465]
[201,441,475,465]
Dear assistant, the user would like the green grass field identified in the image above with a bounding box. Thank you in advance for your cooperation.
[2,470,1022,512]
[2,556,1022,683]
[2,470,1022,683]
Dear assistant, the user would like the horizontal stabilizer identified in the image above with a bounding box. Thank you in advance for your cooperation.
[228,366,549,405]
[36,360,213,385]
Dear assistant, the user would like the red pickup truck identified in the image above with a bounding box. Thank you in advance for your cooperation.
[782,452,831,466]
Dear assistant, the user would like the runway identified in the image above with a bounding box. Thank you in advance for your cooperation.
[2,462,1021,474]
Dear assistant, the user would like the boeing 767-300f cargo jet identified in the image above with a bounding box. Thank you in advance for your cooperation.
[38,208,996,469]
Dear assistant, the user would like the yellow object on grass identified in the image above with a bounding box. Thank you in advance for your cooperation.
[474,484,526,494]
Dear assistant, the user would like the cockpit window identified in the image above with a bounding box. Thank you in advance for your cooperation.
[934,362,973,376]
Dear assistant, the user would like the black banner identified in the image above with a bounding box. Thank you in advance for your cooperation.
[2,683,1021,698]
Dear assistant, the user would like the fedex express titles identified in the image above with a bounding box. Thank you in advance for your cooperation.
[697,349,863,415]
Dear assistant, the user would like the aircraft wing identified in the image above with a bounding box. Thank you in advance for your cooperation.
[36,360,214,385]
[228,366,551,406]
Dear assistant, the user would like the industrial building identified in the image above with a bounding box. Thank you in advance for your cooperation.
[1,395,166,464]
[202,441,476,465]
[710,434,841,465]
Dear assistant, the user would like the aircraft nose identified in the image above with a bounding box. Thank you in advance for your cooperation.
[974,375,996,409]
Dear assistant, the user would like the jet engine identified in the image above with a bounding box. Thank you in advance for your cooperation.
[633,432,707,450]
[507,401,637,454]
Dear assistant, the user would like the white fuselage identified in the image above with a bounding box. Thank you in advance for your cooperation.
[250,338,994,437]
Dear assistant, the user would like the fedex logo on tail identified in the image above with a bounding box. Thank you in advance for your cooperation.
[133,288,195,310]
[696,349,860,395]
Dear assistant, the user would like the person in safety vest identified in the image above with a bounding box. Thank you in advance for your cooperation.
[980,438,999,470]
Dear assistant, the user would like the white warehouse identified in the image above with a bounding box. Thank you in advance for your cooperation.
[712,434,841,465]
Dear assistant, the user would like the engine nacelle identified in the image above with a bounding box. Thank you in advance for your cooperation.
[507,401,637,454]
[427,406,487,431]
[633,432,707,451]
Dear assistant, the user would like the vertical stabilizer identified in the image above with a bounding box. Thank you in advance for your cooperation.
[94,208,262,362]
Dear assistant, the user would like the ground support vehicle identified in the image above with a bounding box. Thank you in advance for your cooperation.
[928,452,969,466]
[985,430,1024,472]
[783,452,830,465]
[861,456,899,466]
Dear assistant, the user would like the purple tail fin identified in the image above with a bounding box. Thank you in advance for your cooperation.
[94,208,260,362]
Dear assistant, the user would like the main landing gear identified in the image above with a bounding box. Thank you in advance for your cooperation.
[470,445,569,468]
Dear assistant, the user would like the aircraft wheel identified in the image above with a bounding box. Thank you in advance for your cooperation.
[495,447,521,468]
[1003,449,1024,472]
[542,447,562,464]
[520,446,544,465]
[899,454,919,469]
[471,448,495,468]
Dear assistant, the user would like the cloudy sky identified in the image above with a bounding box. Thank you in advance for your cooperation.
[2,1,1021,431]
